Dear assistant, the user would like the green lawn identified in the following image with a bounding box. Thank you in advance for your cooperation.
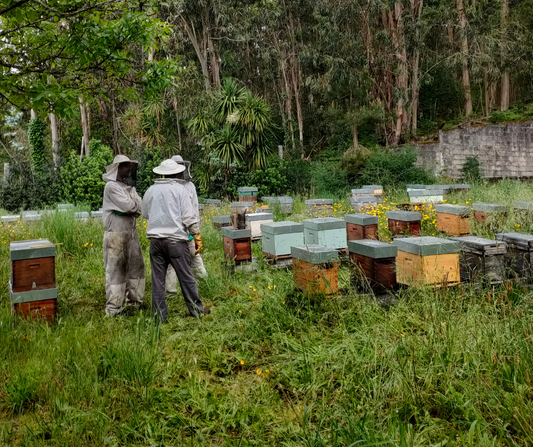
[2,180,533,446]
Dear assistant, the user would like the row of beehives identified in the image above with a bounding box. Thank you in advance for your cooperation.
[1,204,102,224]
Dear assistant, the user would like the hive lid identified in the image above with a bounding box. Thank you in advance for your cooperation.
[261,221,303,234]
[291,244,339,264]
[262,196,293,204]
[198,204,205,210]
[10,239,55,260]
[393,236,460,255]
[22,210,39,217]
[10,286,58,304]
[230,202,254,208]
[57,204,74,210]
[408,189,445,197]
[213,215,231,224]
[496,232,533,248]
[449,184,470,190]
[351,188,375,195]
[435,204,471,215]
[450,236,506,252]
[305,199,334,205]
[348,240,397,259]
[344,214,379,225]
[91,211,103,219]
[406,184,426,190]
[246,212,274,221]
[514,201,533,211]
[303,217,346,231]
[387,211,421,221]
[351,197,378,204]
[238,187,258,193]
[22,214,42,221]
[1,215,20,222]
[221,227,251,239]
[75,212,90,219]
[362,184,383,190]
[205,199,222,204]
[472,203,507,213]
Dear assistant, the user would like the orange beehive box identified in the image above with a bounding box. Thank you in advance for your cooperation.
[221,228,252,264]
[436,204,471,236]
[345,214,379,241]
[291,245,339,295]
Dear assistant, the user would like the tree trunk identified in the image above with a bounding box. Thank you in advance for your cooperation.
[208,36,221,89]
[352,124,359,148]
[49,112,59,166]
[30,109,36,120]
[410,0,424,132]
[391,3,409,144]
[288,11,304,155]
[79,97,90,157]
[178,14,210,90]
[500,0,510,110]
[457,0,473,116]
[172,98,183,153]
[111,94,120,154]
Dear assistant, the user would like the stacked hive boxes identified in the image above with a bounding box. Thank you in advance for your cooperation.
[262,221,304,260]
[245,212,274,240]
[238,187,258,204]
[10,239,57,322]
[408,189,445,204]
[496,232,533,280]
[262,196,293,214]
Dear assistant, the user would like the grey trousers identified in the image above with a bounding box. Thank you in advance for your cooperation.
[149,238,204,321]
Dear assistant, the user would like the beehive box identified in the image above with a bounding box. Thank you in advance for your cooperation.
[262,221,304,259]
[238,187,258,203]
[449,184,470,192]
[213,215,232,229]
[472,203,507,224]
[305,199,334,215]
[2,215,20,224]
[408,189,444,204]
[406,184,426,192]
[303,218,347,250]
[10,239,56,321]
[351,188,375,199]
[245,212,274,240]
[350,197,378,211]
[348,240,397,292]
[393,237,460,286]
[292,245,339,294]
[495,232,533,280]
[204,199,222,208]
[57,203,74,210]
[345,214,379,240]
[75,211,90,221]
[450,236,506,284]
[230,201,254,214]
[362,185,384,195]
[387,211,422,237]
[221,228,252,264]
[91,210,103,220]
[435,204,471,236]
[198,204,205,214]
[262,196,293,214]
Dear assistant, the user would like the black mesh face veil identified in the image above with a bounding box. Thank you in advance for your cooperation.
[117,162,138,187]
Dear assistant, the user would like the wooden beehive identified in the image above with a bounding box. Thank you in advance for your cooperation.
[514,202,533,227]
[449,184,470,193]
[348,240,397,293]
[245,212,274,240]
[204,199,222,209]
[303,218,347,251]
[262,196,293,214]
[472,203,507,224]
[221,228,252,264]
[408,189,444,204]
[362,184,384,203]
[435,204,471,236]
[305,199,334,215]
[238,187,258,204]
[387,211,422,237]
[351,197,378,212]
[495,232,533,280]
[345,214,379,240]
[213,215,232,230]
[10,239,56,322]
[450,236,506,284]
[292,245,339,295]
[393,236,460,286]
[351,188,375,200]
[262,221,304,259]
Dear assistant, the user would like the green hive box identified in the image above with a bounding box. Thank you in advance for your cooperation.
[348,240,397,259]
[303,218,347,250]
[393,236,460,256]
[10,239,55,261]
[238,187,258,197]
[10,287,58,304]
[221,228,251,239]
[261,221,304,257]
[291,244,339,264]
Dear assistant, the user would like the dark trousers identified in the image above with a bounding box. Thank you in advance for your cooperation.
[149,238,204,321]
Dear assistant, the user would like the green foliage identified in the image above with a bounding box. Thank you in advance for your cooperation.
[59,139,113,209]
[136,146,164,196]
[227,164,288,199]
[488,103,533,123]
[310,162,349,197]
[340,146,371,178]
[28,118,47,170]
[461,156,482,182]
[278,159,313,196]
[1,372,39,415]
[357,148,434,188]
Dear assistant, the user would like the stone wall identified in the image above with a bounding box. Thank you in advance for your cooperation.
[413,121,533,178]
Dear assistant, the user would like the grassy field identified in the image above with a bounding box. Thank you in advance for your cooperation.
[2,180,533,446]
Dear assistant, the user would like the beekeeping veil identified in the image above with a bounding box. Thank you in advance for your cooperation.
[171,155,192,181]
[103,155,138,187]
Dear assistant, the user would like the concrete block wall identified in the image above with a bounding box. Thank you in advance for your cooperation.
[413,122,533,178]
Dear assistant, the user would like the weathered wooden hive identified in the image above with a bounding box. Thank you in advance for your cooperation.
[261,221,304,259]
[351,196,378,211]
[513,202,533,226]
[450,236,506,284]
[10,239,57,322]
[198,204,204,215]
[435,204,471,236]
[393,236,460,286]
[303,217,347,251]
[57,203,74,211]
[74,212,90,221]
[230,202,254,227]
[408,189,444,204]
[449,184,470,192]
[351,188,375,199]
[213,215,232,230]
[262,196,293,214]
[292,245,339,295]
[472,203,507,224]
[348,240,397,292]
[305,199,334,216]
[387,211,422,237]
[221,228,252,264]
[2,215,20,224]
[91,210,103,220]
[345,214,379,241]
[362,184,384,203]
[245,212,274,240]
[238,187,258,204]
[495,232,533,280]
[204,199,222,209]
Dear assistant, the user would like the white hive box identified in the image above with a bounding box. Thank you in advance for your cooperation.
[408,189,444,203]
[261,221,304,258]
[245,212,274,240]
[303,218,347,250]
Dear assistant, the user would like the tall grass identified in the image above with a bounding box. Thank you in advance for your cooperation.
[1,182,533,445]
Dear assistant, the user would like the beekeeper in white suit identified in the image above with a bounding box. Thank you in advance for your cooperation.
[102,155,145,316]
[165,155,207,295]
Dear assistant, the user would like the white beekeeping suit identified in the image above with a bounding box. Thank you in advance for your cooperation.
[165,155,208,295]
[102,155,145,316]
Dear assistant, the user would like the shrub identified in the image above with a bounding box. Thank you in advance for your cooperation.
[461,156,482,182]
[136,146,164,196]
[279,159,313,196]
[227,163,288,199]
[59,139,113,209]
[310,162,349,198]
[28,118,47,170]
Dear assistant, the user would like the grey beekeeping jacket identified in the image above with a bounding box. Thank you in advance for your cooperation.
[177,179,200,221]
[102,163,142,232]
[142,179,199,241]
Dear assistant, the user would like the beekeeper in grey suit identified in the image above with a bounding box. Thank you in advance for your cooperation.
[102,155,145,316]
[165,155,207,295]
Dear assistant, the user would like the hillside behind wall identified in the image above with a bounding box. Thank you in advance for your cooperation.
[413,121,533,178]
